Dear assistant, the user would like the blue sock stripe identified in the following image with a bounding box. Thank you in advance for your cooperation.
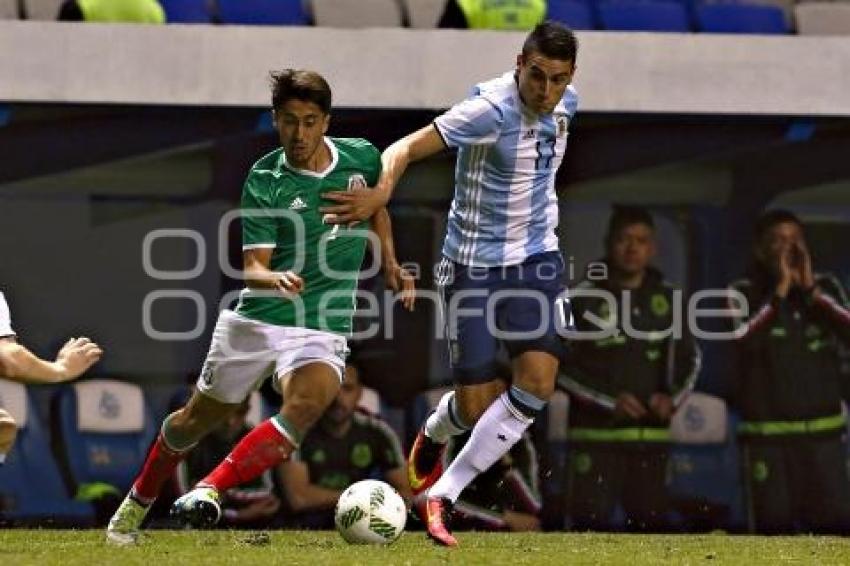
[508,385,546,419]
[448,395,470,431]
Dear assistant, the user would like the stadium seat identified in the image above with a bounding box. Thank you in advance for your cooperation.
[0,380,94,524]
[547,0,596,30]
[795,3,850,35]
[404,0,446,29]
[51,380,156,497]
[23,0,63,20]
[0,0,18,19]
[748,0,795,29]
[696,3,789,34]
[312,0,404,28]
[669,392,728,444]
[598,0,692,32]
[160,0,211,23]
[217,0,307,26]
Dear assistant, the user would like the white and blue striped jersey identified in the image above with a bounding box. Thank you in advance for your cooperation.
[434,71,578,267]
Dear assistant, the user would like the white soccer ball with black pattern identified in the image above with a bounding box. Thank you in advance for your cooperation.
[334,479,406,544]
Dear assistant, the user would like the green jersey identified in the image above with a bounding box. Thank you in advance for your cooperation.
[235,137,381,334]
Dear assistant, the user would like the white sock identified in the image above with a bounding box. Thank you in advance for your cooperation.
[429,391,532,503]
[0,453,5,465]
[424,391,469,444]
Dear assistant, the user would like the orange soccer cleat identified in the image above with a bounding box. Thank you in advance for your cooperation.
[407,428,446,496]
[419,496,458,547]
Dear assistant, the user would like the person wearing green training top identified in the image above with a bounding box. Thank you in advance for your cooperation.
[440,0,546,30]
[106,69,415,545]
[729,209,850,534]
[558,206,700,532]
[59,0,165,23]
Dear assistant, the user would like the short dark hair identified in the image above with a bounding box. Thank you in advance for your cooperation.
[605,205,655,248]
[754,209,803,241]
[269,69,332,114]
[522,21,578,63]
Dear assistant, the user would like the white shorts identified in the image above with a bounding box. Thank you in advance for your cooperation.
[196,310,348,404]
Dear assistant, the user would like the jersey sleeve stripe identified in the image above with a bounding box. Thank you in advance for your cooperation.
[242,243,277,250]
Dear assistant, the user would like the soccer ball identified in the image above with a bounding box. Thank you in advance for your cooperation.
[334,479,407,545]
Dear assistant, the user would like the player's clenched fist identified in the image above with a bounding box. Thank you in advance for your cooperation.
[274,271,304,295]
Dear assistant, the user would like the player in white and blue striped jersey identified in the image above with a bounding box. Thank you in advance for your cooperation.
[322,22,578,546]
[435,65,578,267]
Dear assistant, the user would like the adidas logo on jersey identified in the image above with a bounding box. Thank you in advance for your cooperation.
[289,197,307,211]
[522,129,536,140]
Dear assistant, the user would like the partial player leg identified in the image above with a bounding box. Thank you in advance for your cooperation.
[425,351,557,546]
[410,381,503,495]
[411,266,502,497]
[0,408,17,465]
[174,362,341,527]
[106,390,237,544]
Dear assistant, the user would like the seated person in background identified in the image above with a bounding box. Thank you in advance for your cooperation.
[277,361,410,528]
[439,0,546,30]
[446,427,541,532]
[558,206,699,532]
[175,395,281,528]
[0,290,103,465]
[58,0,165,23]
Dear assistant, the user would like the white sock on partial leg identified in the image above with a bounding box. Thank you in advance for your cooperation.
[428,391,533,503]
[424,390,469,444]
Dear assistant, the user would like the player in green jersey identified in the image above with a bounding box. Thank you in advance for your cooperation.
[107,69,414,545]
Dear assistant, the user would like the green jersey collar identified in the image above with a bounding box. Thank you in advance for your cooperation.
[279,137,339,179]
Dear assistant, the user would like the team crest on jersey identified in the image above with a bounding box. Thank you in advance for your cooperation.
[650,294,670,317]
[347,174,367,191]
[557,116,569,137]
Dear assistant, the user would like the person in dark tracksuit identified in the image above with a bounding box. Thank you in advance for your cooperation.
[729,209,850,534]
[559,206,700,531]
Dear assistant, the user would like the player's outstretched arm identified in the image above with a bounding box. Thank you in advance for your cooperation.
[370,208,415,311]
[243,248,304,296]
[321,125,446,225]
[0,336,102,384]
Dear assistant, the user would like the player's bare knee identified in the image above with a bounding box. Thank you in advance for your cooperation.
[512,372,556,401]
[283,396,329,430]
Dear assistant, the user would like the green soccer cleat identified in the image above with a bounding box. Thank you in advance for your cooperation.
[106,494,150,546]
[170,486,222,528]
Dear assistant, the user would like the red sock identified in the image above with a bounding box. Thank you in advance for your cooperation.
[131,433,186,505]
[200,419,295,492]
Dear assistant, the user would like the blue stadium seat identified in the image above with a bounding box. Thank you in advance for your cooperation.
[160,0,211,23]
[217,0,307,26]
[0,380,94,524]
[598,0,692,32]
[696,3,788,34]
[51,380,156,497]
[548,0,596,30]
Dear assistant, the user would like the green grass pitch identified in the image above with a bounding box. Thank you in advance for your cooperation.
[2,530,850,565]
